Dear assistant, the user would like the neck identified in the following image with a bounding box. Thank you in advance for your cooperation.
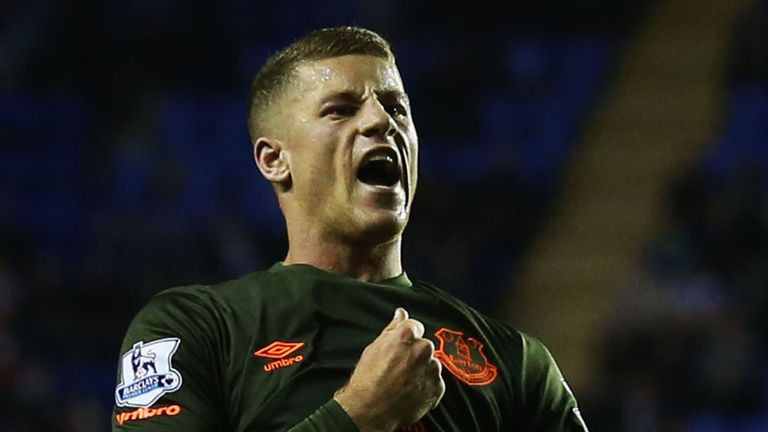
[283,228,403,283]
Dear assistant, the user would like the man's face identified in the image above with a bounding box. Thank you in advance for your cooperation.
[277,55,418,244]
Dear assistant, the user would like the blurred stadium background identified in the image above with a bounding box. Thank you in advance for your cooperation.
[1,0,767,430]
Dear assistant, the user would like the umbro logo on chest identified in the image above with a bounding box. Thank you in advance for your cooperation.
[254,341,305,373]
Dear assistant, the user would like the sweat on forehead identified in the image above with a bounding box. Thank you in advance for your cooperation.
[247,26,395,143]
[291,56,403,96]
[253,55,400,141]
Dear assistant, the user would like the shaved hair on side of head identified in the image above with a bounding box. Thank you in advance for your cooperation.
[247,26,395,143]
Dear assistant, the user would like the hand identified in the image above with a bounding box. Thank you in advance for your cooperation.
[334,308,445,432]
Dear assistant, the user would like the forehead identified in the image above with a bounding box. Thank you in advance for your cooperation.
[291,55,406,99]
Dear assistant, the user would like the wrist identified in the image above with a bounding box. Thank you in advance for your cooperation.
[333,386,396,432]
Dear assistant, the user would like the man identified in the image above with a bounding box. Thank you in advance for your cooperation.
[112,26,589,431]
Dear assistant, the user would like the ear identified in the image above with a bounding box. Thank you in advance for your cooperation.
[254,137,291,188]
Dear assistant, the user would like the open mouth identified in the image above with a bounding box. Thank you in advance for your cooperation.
[356,148,401,187]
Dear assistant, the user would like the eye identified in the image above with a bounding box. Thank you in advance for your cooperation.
[323,104,358,118]
[386,104,408,118]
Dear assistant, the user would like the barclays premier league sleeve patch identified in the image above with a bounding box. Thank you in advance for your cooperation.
[115,338,183,407]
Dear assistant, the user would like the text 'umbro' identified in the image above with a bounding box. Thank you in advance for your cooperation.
[115,404,182,425]
[263,355,304,372]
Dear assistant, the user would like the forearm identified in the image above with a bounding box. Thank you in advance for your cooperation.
[286,399,360,432]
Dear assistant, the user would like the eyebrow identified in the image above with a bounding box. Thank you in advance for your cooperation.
[319,89,410,106]
[319,91,361,106]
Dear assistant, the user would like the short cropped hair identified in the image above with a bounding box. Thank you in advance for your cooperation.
[247,26,395,143]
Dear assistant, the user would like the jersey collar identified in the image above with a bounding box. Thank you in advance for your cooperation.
[269,262,412,289]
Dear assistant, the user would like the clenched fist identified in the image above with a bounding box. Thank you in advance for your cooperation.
[334,308,445,432]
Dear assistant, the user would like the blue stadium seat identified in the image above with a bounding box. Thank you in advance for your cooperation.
[702,84,768,178]
[159,95,283,230]
[0,95,88,252]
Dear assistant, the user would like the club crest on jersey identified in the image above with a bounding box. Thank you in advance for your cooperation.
[434,327,498,386]
[115,338,182,407]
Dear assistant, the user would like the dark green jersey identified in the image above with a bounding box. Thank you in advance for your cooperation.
[112,263,588,431]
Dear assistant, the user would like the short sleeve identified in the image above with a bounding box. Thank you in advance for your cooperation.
[520,334,589,432]
[111,286,227,431]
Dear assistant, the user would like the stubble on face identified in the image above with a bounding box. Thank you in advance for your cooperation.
[273,55,418,246]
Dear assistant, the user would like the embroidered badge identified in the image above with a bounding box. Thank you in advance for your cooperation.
[115,338,183,407]
[434,327,498,386]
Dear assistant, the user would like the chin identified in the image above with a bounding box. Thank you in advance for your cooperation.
[346,209,408,246]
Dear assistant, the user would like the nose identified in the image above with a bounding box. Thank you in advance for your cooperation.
[359,99,397,139]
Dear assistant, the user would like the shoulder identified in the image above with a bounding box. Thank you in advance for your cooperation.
[142,284,217,315]
[122,270,265,344]
[411,278,563,378]
[120,284,221,362]
[135,269,274,320]
[411,281,585,428]
[412,279,525,343]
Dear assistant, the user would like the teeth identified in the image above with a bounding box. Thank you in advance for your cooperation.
[368,154,394,163]
[357,149,401,187]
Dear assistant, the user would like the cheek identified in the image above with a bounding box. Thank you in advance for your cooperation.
[407,134,419,172]
[311,127,354,181]
[294,129,351,191]
[407,138,419,194]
